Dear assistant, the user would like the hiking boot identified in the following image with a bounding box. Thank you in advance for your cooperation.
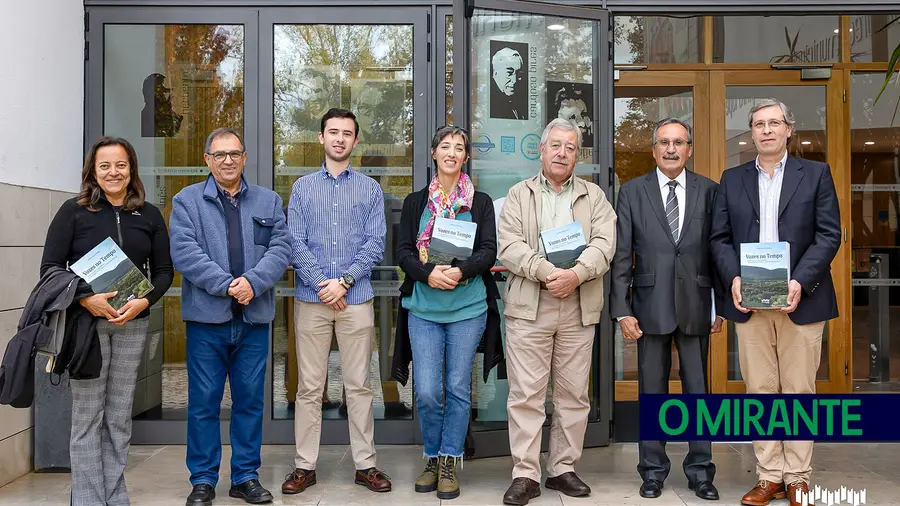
[437,456,460,500]
[414,457,439,493]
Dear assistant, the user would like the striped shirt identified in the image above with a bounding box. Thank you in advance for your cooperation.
[757,151,788,243]
[287,164,386,304]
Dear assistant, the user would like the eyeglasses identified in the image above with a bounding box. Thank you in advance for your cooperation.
[656,139,691,149]
[751,119,785,130]
[207,150,245,163]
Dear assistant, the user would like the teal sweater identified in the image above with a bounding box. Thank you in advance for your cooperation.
[401,209,487,323]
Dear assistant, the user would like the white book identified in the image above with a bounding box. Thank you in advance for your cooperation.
[427,217,477,265]
[540,221,587,269]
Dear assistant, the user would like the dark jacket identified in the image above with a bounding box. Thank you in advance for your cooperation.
[40,196,174,319]
[610,170,725,336]
[710,156,841,324]
[0,267,96,408]
[391,187,505,386]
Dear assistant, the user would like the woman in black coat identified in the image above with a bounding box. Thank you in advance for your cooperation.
[390,125,503,500]
[41,136,173,506]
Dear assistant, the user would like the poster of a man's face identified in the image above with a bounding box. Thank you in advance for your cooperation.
[489,40,528,120]
[546,80,593,148]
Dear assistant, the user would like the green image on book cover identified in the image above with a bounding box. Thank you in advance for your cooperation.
[70,237,154,310]
[540,221,586,269]
[740,241,790,309]
[427,217,477,266]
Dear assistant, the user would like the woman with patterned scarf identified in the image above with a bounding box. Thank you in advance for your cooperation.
[393,125,502,500]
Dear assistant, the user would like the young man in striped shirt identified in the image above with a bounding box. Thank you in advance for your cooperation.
[282,108,392,495]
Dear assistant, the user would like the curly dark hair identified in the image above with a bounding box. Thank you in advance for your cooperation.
[77,136,146,212]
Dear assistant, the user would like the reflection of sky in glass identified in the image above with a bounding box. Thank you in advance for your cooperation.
[215,26,245,89]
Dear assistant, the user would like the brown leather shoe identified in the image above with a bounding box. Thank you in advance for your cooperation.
[355,467,392,492]
[281,468,316,494]
[741,480,786,506]
[545,472,591,497]
[787,481,809,506]
[503,477,541,505]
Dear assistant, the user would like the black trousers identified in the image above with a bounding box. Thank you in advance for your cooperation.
[636,328,716,485]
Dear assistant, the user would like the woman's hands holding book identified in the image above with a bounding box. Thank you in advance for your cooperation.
[110,298,150,325]
[428,265,458,290]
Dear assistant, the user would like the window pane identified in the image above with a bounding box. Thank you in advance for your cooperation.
[470,12,599,204]
[447,14,454,125]
[104,24,244,421]
[849,15,900,63]
[850,72,900,390]
[615,16,703,64]
[272,24,414,421]
[713,16,840,63]
[613,85,693,385]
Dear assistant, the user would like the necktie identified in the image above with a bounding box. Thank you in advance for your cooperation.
[666,180,679,241]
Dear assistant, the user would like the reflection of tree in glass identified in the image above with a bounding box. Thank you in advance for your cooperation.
[164,24,244,167]
[273,25,412,169]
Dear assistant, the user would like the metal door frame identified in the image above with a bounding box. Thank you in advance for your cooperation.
[451,0,614,456]
[258,6,432,445]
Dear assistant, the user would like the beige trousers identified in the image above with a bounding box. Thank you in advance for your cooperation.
[506,290,594,483]
[735,310,825,486]
[293,300,377,471]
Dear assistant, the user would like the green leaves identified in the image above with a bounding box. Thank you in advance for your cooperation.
[873,43,900,125]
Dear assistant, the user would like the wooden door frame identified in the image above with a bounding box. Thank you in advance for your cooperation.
[707,69,852,395]
[613,70,715,401]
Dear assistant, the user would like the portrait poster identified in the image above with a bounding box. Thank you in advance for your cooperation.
[470,14,547,200]
[545,80,594,149]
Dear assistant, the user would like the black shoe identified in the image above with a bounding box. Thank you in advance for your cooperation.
[229,479,274,504]
[186,484,215,506]
[640,479,663,498]
[502,477,541,505]
[689,480,719,500]
[545,472,591,497]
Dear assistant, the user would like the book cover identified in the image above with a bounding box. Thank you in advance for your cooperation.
[740,241,791,309]
[540,221,587,269]
[427,217,477,265]
[70,237,154,310]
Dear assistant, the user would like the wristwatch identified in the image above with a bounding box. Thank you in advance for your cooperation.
[339,273,355,289]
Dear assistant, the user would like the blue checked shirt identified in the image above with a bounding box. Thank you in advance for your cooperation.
[287,164,386,304]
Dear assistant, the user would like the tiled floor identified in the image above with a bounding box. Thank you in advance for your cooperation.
[2,443,899,505]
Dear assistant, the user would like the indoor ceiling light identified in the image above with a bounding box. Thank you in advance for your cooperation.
[865,141,875,145]
[801,141,811,145]
[548,24,565,30]
[738,141,747,145]
[834,29,839,33]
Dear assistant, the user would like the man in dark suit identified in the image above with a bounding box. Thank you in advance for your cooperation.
[709,99,840,506]
[610,118,723,501]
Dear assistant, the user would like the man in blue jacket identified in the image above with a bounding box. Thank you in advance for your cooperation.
[170,127,291,506]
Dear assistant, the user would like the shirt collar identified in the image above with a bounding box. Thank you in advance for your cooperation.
[214,177,247,198]
[539,171,574,193]
[321,162,354,180]
[656,167,687,189]
[755,150,788,175]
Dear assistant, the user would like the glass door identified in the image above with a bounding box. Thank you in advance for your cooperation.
[612,71,712,405]
[259,7,430,445]
[708,69,851,395]
[86,6,259,444]
[453,0,613,457]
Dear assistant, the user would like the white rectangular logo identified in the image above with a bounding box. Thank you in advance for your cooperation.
[795,486,866,506]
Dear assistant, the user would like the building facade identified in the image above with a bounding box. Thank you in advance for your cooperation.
[1,0,899,487]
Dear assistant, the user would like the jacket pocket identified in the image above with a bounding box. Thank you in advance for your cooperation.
[698,275,712,287]
[253,216,274,246]
[632,274,655,287]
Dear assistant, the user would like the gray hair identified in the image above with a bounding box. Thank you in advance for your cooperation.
[540,117,583,150]
[748,99,795,128]
[651,118,693,146]
[205,127,246,153]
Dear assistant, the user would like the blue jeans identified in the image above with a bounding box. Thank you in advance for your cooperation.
[408,311,487,458]
[185,319,268,487]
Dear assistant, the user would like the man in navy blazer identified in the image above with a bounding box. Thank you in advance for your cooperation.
[709,99,840,506]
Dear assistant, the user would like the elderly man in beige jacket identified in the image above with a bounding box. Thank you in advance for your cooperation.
[497,118,616,505]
